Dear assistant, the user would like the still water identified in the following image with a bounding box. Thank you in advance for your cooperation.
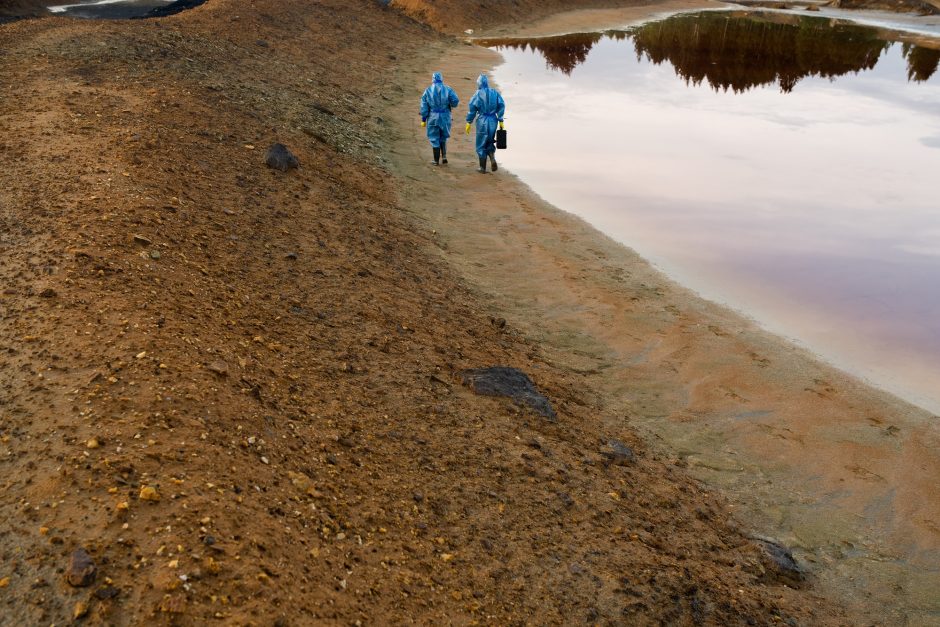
[47,0,177,19]
[484,11,940,413]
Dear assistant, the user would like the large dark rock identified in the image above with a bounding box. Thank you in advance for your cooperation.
[460,366,557,420]
[264,143,300,172]
[755,538,806,587]
[66,548,97,588]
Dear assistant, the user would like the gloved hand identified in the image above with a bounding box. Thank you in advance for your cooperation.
[499,121,504,130]
[465,123,472,135]
[421,121,427,128]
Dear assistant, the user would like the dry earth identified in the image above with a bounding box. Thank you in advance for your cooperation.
[0,0,926,625]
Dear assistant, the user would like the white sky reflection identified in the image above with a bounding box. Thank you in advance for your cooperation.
[490,15,940,411]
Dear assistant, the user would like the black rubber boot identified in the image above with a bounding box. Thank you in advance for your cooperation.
[441,142,448,164]
[490,153,498,172]
[478,156,488,173]
[432,147,440,166]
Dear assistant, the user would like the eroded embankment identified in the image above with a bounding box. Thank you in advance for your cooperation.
[0,0,845,624]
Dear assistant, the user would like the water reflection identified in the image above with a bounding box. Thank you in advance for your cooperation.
[481,11,940,91]
[486,12,940,412]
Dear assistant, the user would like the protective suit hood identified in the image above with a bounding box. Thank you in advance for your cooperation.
[432,72,443,84]
[477,74,489,89]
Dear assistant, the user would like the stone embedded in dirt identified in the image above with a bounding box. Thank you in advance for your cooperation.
[459,366,557,420]
[95,585,119,600]
[754,538,806,587]
[600,439,635,465]
[39,288,57,298]
[132,234,152,246]
[264,143,299,172]
[66,548,97,587]
[207,361,229,377]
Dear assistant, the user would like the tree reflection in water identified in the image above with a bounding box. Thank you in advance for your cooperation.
[480,11,940,92]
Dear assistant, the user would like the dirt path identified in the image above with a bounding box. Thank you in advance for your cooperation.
[387,10,940,624]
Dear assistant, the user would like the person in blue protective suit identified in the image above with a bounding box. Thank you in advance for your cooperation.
[420,72,460,166]
[465,73,505,173]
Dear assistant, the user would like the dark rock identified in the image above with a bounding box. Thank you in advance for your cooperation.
[459,366,557,420]
[413,491,424,503]
[132,234,152,246]
[284,252,298,260]
[66,548,97,587]
[755,538,805,587]
[203,535,216,546]
[264,143,299,172]
[39,288,57,298]
[600,439,635,465]
[95,585,119,600]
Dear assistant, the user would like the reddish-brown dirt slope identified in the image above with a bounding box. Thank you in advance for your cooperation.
[0,0,846,624]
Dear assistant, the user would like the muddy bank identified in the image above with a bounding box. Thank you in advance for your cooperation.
[387,13,940,623]
[0,0,848,624]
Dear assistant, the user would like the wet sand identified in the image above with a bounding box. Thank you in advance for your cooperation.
[389,6,940,622]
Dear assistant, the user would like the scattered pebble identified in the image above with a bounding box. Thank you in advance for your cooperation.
[139,486,160,502]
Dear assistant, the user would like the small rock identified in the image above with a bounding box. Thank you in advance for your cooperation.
[139,486,160,502]
[95,585,119,600]
[73,600,90,620]
[287,471,321,498]
[600,439,635,465]
[264,143,299,172]
[86,438,100,450]
[755,538,806,587]
[132,234,152,246]
[413,491,424,503]
[39,288,57,298]
[0,577,9,588]
[207,361,229,377]
[150,250,161,260]
[66,548,97,587]
[284,252,298,260]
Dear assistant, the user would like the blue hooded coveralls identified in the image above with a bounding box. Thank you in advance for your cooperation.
[466,74,506,159]
[420,72,460,149]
